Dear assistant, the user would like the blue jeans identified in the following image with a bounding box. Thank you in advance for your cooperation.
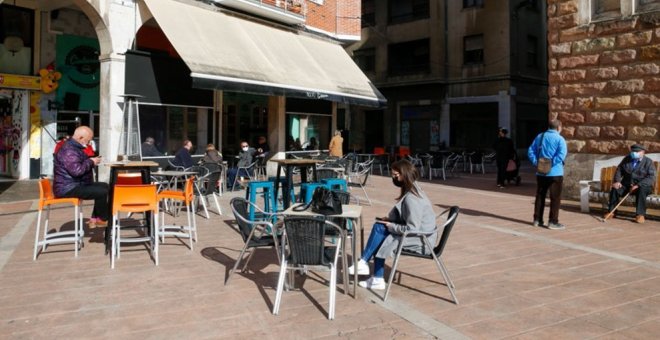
[361,222,389,278]
[227,168,252,189]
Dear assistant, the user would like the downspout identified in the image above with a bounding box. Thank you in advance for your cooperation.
[443,0,449,80]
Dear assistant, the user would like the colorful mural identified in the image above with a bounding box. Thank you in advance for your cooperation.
[0,89,24,176]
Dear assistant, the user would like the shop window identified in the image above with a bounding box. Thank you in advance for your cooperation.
[388,39,430,76]
[526,35,538,68]
[0,4,34,75]
[463,0,484,8]
[463,34,484,65]
[388,0,429,24]
[354,48,375,72]
[362,0,375,27]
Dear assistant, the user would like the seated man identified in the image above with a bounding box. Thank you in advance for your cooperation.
[54,126,108,226]
[255,136,270,158]
[227,141,256,189]
[141,137,163,157]
[605,144,656,224]
[172,140,193,169]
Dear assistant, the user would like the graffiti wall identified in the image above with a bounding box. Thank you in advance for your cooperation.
[0,89,26,177]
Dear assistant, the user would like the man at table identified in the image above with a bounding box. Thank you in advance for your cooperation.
[141,137,162,157]
[172,139,193,169]
[227,141,256,190]
[54,125,108,226]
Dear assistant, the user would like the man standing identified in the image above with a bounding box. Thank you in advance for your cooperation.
[605,144,655,224]
[227,141,256,189]
[493,128,515,188]
[172,140,193,169]
[54,126,108,226]
[527,120,568,230]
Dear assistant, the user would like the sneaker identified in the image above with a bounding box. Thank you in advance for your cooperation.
[348,260,369,275]
[546,222,565,230]
[532,220,544,227]
[358,277,386,290]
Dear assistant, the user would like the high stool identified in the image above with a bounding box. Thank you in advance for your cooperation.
[245,181,277,221]
[34,178,84,260]
[111,184,158,268]
[300,182,329,204]
[321,178,348,192]
[157,177,196,253]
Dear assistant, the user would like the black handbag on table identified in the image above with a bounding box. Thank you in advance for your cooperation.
[293,187,343,215]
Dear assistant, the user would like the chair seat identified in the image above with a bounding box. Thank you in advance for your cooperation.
[43,197,81,207]
[247,235,280,248]
[158,191,186,200]
[400,249,433,259]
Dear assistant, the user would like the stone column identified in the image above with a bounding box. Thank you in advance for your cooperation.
[97,52,126,181]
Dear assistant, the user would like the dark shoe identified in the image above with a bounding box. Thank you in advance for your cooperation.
[547,222,565,230]
[635,215,645,224]
[532,220,544,227]
[515,176,521,186]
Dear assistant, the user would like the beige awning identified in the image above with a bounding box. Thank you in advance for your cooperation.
[143,0,386,107]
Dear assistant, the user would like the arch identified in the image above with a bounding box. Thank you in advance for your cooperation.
[66,0,112,56]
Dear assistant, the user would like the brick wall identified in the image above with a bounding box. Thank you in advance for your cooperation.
[548,0,660,198]
[305,0,360,38]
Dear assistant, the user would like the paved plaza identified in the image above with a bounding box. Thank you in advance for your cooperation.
[0,167,659,339]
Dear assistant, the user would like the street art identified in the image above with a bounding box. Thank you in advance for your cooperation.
[0,90,23,176]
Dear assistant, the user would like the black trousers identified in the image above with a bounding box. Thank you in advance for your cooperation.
[496,159,508,185]
[608,185,651,216]
[534,176,563,224]
[61,183,110,221]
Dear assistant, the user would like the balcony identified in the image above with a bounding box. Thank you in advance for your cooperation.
[212,0,305,25]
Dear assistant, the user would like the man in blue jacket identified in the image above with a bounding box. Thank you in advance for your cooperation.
[527,120,568,230]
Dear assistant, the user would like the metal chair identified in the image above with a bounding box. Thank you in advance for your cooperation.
[469,151,485,174]
[33,178,84,260]
[372,153,390,176]
[273,217,343,320]
[231,160,258,191]
[347,159,373,205]
[195,164,223,216]
[111,184,159,268]
[226,197,281,285]
[383,206,460,303]
[428,154,446,181]
[167,158,186,171]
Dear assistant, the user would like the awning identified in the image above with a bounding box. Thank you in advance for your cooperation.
[143,0,386,108]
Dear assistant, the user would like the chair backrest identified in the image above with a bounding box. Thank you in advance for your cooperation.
[600,166,616,192]
[113,184,158,214]
[38,178,54,201]
[317,168,339,181]
[373,147,385,155]
[116,172,144,185]
[284,217,329,266]
[183,176,195,202]
[398,146,410,157]
[168,158,185,171]
[654,161,660,195]
[230,197,254,242]
[433,206,460,257]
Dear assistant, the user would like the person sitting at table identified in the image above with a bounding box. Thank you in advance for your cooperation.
[255,136,270,158]
[54,126,108,226]
[305,137,318,151]
[348,159,436,290]
[172,139,193,169]
[227,140,257,190]
[141,137,163,157]
[201,143,223,164]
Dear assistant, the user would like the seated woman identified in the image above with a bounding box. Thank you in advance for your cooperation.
[349,159,437,290]
[201,143,223,164]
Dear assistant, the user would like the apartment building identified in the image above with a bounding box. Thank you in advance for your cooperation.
[347,0,548,155]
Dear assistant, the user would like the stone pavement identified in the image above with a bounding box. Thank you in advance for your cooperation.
[0,166,659,339]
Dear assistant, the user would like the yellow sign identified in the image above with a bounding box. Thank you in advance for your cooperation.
[0,73,41,91]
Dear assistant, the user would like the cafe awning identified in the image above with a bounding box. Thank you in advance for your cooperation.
[143,0,386,107]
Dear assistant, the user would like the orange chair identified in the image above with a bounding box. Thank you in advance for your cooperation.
[157,176,196,251]
[111,184,159,268]
[397,146,411,159]
[373,147,385,155]
[33,178,84,260]
[116,172,143,185]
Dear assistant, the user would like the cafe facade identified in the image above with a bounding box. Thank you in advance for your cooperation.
[1,0,384,180]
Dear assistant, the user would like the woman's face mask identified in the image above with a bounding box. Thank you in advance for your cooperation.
[392,177,404,187]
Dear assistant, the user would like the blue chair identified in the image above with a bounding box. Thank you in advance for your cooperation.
[245,181,277,221]
[321,178,348,191]
[300,182,329,204]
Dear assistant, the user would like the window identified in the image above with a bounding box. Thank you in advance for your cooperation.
[593,0,621,19]
[362,0,375,28]
[354,48,376,72]
[388,39,430,76]
[638,0,660,12]
[463,0,484,8]
[388,0,429,24]
[463,34,484,65]
[526,35,538,68]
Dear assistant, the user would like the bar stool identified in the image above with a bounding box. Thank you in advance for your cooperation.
[33,178,84,260]
[245,181,277,221]
[321,178,348,192]
[157,176,196,251]
[111,184,158,268]
[300,182,329,204]
[269,176,296,209]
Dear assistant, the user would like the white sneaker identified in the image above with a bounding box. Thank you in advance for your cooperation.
[348,260,369,275]
[358,277,386,290]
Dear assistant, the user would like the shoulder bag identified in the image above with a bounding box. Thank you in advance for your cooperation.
[292,186,343,215]
[536,132,552,175]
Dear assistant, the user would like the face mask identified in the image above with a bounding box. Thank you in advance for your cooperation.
[630,151,641,159]
[242,147,249,152]
[392,177,404,187]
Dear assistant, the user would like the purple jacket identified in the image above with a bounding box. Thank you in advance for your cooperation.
[53,139,95,197]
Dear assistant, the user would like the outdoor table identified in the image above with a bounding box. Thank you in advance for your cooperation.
[282,203,363,299]
[270,159,325,209]
[103,161,159,254]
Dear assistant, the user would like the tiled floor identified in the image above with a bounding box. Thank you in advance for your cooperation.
[1,166,659,339]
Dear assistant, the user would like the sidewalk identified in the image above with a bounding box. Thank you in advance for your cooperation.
[0,168,659,339]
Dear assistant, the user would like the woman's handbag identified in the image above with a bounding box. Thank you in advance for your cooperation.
[293,187,343,215]
[506,159,517,172]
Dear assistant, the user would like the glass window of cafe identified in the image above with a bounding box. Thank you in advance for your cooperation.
[285,98,333,151]
[139,104,212,155]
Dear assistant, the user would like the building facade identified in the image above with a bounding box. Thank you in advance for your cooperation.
[548,0,660,198]
[347,0,548,155]
[0,0,380,180]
